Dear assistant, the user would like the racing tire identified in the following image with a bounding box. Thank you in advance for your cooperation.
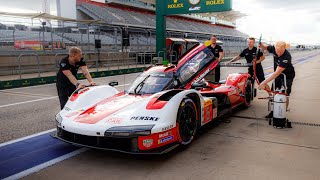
[177,98,197,146]
[243,79,253,108]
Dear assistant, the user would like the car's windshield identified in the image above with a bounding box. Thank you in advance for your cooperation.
[177,47,215,83]
[126,71,174,95]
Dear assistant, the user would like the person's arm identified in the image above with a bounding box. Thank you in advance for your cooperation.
[258,66,285,89]
[62,70,84,88]
[80,65,96,85]
[218,51,224,62]
[259,43,269,51]
[256,53,265,64]
[227,55,241,64]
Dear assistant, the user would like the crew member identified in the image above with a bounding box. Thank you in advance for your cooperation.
[228,37,269,89]
[207,35,224,83]
[56,47,96,109]
[259,41,295,118]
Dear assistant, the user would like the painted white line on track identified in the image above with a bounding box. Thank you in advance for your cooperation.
[6,83,55,90]
[0,128,56,147]
[0,96,58,108]
[3,148,88,180]
[0,83,131,108]
[0,90,54,98]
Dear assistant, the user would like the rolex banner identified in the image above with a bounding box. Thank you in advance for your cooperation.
[165,0,232,15]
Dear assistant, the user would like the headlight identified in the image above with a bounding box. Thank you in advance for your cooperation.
[104,125,155,137]
[55,113,63,127]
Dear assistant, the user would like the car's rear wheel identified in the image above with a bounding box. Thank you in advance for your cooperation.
[243,79,253,108]
[177,98,197,146]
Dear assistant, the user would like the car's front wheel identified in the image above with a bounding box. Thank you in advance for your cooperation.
[176,98,197,146]
[243,79,253,108]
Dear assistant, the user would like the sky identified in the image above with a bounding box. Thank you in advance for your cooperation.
[0,0,319,45]
[233,0,320,45]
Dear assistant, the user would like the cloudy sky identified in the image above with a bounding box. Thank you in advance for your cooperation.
[0,0,319,45]
[233,0,320,45]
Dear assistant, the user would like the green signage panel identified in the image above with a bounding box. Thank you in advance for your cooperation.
[156,0,232,57]
[165,0,232,15]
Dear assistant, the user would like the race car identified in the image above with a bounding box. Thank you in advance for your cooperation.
[54,43,255,154]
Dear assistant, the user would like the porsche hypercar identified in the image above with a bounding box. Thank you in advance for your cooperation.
[54,44,255,154]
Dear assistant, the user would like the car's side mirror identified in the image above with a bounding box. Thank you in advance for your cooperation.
[109,81,119,87]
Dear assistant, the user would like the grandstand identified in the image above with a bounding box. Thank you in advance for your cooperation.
[77,2,247,37]
[0,0,251,77]
[0,0,249,52]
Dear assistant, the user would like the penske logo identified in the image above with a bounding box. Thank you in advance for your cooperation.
[130,116,160,121]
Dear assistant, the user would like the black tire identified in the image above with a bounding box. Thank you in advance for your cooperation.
[177,98,197,146]
[243,79,253,108]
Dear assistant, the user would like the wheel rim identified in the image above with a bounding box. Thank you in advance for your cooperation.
[178,103,196,144]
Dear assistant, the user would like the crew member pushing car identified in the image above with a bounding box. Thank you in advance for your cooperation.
[56,47,96,109]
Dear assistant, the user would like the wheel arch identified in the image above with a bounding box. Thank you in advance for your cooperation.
[186,93,201,126]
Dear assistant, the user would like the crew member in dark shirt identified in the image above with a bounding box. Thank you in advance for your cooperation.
[56,47,96,109]
[259,41,295,118]
[207,35,224,83]
[228,37,270,92]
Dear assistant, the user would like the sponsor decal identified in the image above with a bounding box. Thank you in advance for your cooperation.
[168,3,184,8]
[194,68,211,83]
[61,63,66,67]
[143,139,153,148]
[22,80,30,86]
[283,60,288,63]
[159,131,172,138]
[158,135,174,144]
[189,6,201,11]
[130,116,159,121]
[205,106,211,121]
[203,99,213,124]
[162,125,174,131]
[204,98,212,107]
[106,117,123,124]
[168,0,184,8]
[212,108,218,118]
[206,0,225,5]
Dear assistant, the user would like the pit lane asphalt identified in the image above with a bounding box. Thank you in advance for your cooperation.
[1,49,320,180]
[0,74,140,143]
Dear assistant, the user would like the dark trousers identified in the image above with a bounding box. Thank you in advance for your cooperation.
[249,65,265,84]
[56,83,76,110]
[214,64,220,83]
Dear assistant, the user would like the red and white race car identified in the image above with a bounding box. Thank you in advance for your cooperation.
[54,44,255,154]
